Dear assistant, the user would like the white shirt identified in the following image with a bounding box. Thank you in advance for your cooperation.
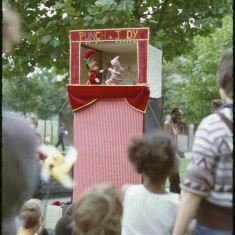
[121,184,180,235]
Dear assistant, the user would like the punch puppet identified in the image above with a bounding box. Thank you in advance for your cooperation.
[84,49,104,84]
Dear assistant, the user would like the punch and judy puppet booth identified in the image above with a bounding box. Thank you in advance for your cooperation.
[67,28,162,201]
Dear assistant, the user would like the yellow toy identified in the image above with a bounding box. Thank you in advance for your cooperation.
[38,145,78,189]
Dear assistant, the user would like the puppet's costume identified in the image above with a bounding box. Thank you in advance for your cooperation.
[84,49,103,84]
[88,69,103,84]
[106,56,124,85]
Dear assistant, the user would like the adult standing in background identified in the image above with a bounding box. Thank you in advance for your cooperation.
[55,123,66,152]
[164,108,185,194]
[172,48,233,235]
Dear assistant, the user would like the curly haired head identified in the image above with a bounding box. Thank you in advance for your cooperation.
[73,184,122,235]
[128,131,177,181]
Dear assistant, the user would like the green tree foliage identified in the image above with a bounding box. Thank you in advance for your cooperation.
[2,69,67,119]
[163,15,232,125]
[3,0,232,84]
[3,75,42,115]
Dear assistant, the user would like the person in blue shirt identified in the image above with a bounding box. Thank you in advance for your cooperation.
[55,123,66,152]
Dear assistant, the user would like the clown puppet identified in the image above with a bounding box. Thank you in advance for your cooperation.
[84,49,104,84]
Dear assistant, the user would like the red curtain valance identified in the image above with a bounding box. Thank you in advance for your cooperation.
[67,85,150,113]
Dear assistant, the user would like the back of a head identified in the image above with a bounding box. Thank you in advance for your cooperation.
[217,48,233,100]
[27,199,45,222]
[18,199,42,229]
[210,99,224,113]
[55,203,78,235]
[73,184,123,235]
[128,131,177,181]
[55,215,78,235]
[171,108,181,115]
[2,112,38,235]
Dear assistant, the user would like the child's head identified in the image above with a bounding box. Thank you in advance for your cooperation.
[18,199,43,230]
[210,99,223,113]
[73,184,123,235]
[55,215,77,235]
[127,131,177,182]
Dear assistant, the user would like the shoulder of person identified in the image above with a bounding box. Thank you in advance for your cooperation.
[164,119,171,126]
[121,184,130,200]
[218,107,233,121]
[198,112,228,130]
[121,184,143,199]
[167,192,181,202]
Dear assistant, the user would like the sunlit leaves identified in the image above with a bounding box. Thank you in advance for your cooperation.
[41,35,51,44]
[3,0,232,84]
[163,15,232,125]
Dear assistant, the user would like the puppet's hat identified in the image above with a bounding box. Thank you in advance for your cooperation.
[84,49,96,64]
[111,56,119,66]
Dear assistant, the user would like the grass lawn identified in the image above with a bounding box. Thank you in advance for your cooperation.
[165,158,191,189]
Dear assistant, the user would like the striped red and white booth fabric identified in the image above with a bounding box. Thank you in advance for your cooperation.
[72,98,143,201]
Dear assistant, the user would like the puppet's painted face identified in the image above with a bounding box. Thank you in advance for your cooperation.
[88,60,97,70]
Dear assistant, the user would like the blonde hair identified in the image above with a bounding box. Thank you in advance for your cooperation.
[73,184,123,235]
[18,199,44,229]
[29,199,46,234]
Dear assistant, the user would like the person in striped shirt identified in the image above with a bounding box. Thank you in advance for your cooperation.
[172,48,233,235]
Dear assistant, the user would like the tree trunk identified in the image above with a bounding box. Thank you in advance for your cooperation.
[44,119,47,143]
[51,117,53,143]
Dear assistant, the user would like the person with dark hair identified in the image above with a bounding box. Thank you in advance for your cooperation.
[73,184,122,235]
[172,48,233,235]
[55,123,66,152]
[55,203,79,235]
[164,108,184,194]
[121,131,180,235]
[210,99,224,113]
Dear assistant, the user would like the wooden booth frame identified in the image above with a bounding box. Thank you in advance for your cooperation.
[69,28,149,85]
